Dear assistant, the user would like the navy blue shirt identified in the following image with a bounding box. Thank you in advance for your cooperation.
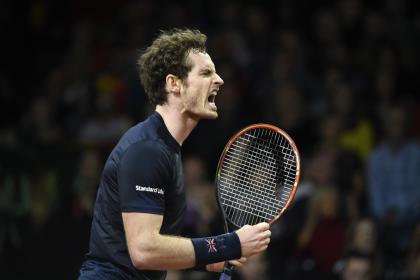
[81,112,186,280]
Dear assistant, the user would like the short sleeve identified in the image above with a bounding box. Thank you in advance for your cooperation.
[118,141,171,214]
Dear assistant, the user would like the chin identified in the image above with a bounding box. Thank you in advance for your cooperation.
[186,109,218,120]
[205,109,219,119]
[200,112,218,120]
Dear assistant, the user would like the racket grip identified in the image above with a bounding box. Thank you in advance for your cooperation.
[219,265,233,280]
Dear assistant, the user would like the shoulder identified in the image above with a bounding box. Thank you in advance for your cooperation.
[121,139,172,164]
[117,139,174,189]
[115,119,170,159]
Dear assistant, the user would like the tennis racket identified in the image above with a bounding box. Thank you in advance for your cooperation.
[215,124,301,280]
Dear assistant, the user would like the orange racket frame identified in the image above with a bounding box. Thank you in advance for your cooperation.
[215,123,301,227]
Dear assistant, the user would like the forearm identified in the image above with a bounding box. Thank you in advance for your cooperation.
[130,232,241,270]
[129,233,196,270]
[122,213,261,271]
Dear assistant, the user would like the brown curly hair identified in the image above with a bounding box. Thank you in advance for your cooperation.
[138,28,207,106]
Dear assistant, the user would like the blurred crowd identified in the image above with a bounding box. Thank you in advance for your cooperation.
[1,0,420,279]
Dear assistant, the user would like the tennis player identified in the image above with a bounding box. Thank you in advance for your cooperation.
[78,28,271,280]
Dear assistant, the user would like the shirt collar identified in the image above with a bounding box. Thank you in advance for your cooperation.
[152,111,181,153]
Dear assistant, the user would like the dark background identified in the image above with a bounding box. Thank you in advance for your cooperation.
[1,0,419,279]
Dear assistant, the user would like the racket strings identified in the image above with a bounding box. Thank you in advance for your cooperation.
[226,135,280,203]
[230,137,296,185]
[219,128,297,227]
[223,130,283,226]
[228,133,293,204]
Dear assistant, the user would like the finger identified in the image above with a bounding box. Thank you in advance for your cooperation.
[261,238,270,246]
[228,260,244,268]
[228,256,247,266]
[256,222,270,231]
[258,231,271,243]
[261,229,271,238]
[207,262,225,272]
[238,257,247,263]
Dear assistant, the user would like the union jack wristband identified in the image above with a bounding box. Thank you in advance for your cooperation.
[191,232,242,265]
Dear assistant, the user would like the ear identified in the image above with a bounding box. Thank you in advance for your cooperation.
[165,74,181,95]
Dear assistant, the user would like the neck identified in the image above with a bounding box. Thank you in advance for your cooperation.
[155,105,199,146]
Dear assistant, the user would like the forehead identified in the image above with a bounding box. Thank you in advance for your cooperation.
[187,51,215,71]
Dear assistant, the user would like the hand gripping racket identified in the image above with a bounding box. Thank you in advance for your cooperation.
[216,124,300,280]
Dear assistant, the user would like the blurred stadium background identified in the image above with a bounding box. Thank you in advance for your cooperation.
[0,0,419,279]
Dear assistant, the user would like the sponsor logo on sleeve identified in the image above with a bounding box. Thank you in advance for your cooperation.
[135,185,164,195]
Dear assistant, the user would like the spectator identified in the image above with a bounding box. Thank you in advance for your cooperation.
[367,104,420,261]
[78,90,133,153]
[345,218,377,256]
[182,155,220,238]
[295,187,347,278]
[309,114,365,220]
[330,82,374,161]
[339,251,374,280]
[342,218,382,278]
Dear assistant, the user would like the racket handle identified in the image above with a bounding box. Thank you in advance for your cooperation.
[219,265,233,280]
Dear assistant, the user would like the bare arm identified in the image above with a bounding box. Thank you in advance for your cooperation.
[123,212,195,270]
[123,212,271,271]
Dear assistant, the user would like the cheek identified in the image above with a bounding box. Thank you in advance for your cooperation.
[183,90,201,109]
[189,87,207,104]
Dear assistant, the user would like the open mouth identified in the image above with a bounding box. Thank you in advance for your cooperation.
[208,93,216,103]
[207,93,217,111]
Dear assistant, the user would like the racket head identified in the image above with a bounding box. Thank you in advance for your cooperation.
[215,123,300,230]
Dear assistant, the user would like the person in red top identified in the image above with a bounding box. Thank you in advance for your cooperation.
[296,187,346,275]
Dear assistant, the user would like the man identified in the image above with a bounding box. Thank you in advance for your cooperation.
[367,103,420,255]
[78,29,271,280]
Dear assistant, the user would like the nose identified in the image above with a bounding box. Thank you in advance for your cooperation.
[215,73,224,86]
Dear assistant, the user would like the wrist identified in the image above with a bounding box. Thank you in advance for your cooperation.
[191,232,241,266]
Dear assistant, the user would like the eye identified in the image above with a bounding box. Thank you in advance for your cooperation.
[200,68,214,77]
